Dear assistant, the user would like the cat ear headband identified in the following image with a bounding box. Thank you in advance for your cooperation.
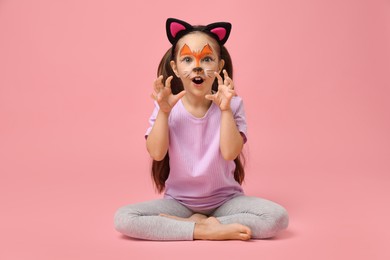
[166,18,232,46]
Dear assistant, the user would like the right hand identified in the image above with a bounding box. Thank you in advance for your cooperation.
[151,75,186,114]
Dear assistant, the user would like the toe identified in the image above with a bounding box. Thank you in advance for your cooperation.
[239,233,251,240]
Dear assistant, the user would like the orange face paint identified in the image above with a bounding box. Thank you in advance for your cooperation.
[180,44,213,67]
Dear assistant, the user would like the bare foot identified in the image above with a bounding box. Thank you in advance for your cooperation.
[189,213,208,223]
[159,213,208,223]
[194,217,252,241]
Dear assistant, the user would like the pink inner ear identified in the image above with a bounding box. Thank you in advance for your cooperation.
[170,22,186,38]
[210,28,226,41]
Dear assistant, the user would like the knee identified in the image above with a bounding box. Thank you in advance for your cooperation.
[252,203,289,239]
[263,204,289,238]
[272,205,289,231]
[113,205,137,234]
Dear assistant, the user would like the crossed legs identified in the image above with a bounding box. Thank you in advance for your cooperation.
[114,196,288,241]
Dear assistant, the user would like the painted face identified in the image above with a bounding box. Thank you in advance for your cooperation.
[171,32,224,92]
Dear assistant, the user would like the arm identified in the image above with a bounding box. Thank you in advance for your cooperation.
[205,70,244,161]
[146,75,186,161]
[220,109,244,160]
[146,110,170,161]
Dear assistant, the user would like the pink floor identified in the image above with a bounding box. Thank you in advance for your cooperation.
[1,127,389,259]
[1,0,390,259]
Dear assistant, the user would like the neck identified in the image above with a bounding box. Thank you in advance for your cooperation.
[182,93,211,108]
[181,94,212,118]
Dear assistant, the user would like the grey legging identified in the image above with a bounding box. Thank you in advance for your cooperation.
[114,195,289,240]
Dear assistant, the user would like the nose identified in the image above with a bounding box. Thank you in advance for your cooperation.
[193,67,203,73]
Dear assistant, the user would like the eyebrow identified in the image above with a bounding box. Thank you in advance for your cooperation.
[179,44,214,58]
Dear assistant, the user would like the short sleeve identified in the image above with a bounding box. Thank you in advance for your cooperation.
[231,96,248,143]
[145,101,160,138]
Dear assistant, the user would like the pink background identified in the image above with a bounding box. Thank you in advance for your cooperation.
[1,0,389,259]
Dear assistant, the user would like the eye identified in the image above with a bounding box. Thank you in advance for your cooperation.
[182,57,193,63]
[202,56,214,62]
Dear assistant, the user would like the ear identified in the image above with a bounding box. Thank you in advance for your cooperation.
[218,59,225,73]
[205,22,232,45]
[166,18,193,45]
[170,60,180,78]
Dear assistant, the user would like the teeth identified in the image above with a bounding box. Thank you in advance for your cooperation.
[192,77,204,84]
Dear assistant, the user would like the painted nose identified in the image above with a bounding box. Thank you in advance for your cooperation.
[193,67,203,73]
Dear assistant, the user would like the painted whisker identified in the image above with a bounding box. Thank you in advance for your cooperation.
[205,69,216,78]
[183,70,191,78]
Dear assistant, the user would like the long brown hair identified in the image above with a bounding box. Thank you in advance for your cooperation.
[151,29,245,193]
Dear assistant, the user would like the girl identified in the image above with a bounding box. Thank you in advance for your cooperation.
[114,18,288,241]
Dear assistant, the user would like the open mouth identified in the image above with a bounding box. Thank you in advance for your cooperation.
[192,77,204,84]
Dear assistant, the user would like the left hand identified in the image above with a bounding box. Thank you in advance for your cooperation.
[205,70,236,111]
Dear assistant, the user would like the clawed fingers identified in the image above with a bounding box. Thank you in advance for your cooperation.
[205,94,216,101]
[152,75,175,100]
[153,75,173,91]
[153,75,164,93]
[214,71,223,85]
[223,70,234,89]
[165,75,173,89]
[215,70,234,90]
[152,75,163,101]
[153,75,163,86]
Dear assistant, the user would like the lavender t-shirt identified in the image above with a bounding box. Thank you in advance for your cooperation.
[145,96,247,212]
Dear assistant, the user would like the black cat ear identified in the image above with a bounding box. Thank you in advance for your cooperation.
[205,22,232,45]
[166,18,193,45]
